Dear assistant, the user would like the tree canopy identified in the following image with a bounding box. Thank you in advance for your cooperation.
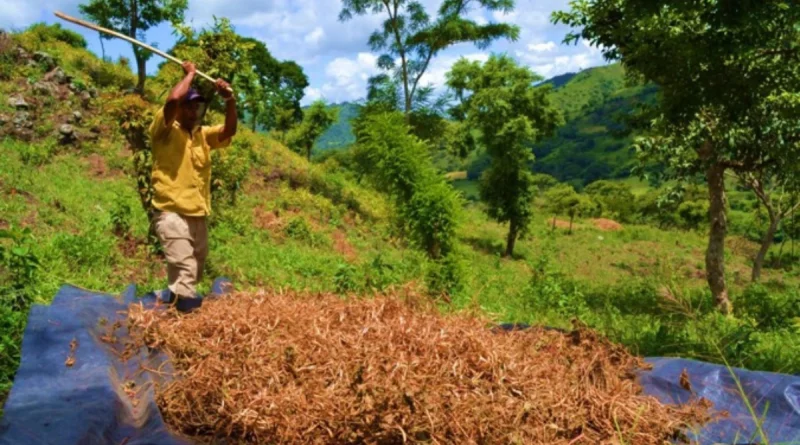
[554,0,800,313]
[79,0,188,92]
[340,0,519,114]
[446,54,561,256]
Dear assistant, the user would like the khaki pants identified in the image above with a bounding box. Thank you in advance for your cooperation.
[154,211,208,299]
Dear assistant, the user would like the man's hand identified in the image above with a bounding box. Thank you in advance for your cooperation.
[182,61,196,76]
[215,78,233,99]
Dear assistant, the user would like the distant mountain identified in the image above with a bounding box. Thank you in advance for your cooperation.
[311,102,359,151]
[310,64,655,187]
[467,63,657,187]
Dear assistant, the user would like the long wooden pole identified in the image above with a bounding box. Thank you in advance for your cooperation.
[54,11,229,91]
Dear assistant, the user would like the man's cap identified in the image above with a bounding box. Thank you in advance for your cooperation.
[184,88,206,103]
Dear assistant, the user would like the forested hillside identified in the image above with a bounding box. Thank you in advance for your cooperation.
[314,64,657,187]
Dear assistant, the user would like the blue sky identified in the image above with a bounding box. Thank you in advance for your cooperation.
[1,0,608,105]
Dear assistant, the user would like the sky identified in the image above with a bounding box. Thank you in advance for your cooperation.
[1,0,609,105]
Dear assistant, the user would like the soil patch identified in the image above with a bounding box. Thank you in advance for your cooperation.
[86,154,108,177]
[121,291,715,444]
[333,229,357,261]
[592,218,624,231]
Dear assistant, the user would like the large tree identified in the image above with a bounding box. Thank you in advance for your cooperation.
[446,54,561,257]
[339,0,519,115]
[240,38,308,131]
[554,0,800,313]
[79,0,187,93]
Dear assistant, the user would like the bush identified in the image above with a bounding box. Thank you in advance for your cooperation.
[24,23,87,48]
[677,200,708,230]
[334,262,361,294]
[735,284,800,330]
[354,112,461,259]
[425,253,466,297]
[211,137,250,205]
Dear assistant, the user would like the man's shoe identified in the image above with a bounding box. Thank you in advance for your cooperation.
[175,296,202,313]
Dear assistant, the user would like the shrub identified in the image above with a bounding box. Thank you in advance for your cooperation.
[354,112,461,259]
[677,200,708,230]
[334,262,361,294]
[425,252,467,297]
[735,284,800,330]
[211,137,250,205]
[25,23,87,48]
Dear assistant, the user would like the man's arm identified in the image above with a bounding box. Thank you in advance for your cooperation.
[163,61,196,127]
[216,78,237,142]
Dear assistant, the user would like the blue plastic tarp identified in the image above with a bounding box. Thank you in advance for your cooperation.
[1,285,799,445]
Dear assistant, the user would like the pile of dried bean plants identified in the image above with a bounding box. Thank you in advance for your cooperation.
[123,289,714,444]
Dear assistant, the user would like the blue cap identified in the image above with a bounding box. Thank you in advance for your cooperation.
[184,88,206,102]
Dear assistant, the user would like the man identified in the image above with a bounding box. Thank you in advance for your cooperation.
[149,61,237,312]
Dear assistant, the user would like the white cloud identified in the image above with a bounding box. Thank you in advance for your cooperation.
[304,27,324,45]
[321,52,379,101]
[303,86,323,104]
[528,41,557,53]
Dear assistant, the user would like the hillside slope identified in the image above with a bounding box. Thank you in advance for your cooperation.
[467,64,656,187]
[313,64,656,187]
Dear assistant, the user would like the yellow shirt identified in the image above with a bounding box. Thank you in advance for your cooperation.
[148,107,231,216]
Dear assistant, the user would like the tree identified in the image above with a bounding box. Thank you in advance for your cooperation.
[240,38,309,131]
[584,180,634,222]
[446,54,561,257]
[339,0,519,115]
[354,112,461,259]
[739,173,800,282]
[554,0,800,314]
[79,0,187,93]
[286,101,339,160]
[544,184,594,235]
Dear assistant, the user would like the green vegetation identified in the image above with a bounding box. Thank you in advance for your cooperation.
[555,0,800,314]
[79,0,188,92]
[2,6,800,433]
[447,54,561,257]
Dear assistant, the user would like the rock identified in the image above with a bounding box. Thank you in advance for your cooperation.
[7,96,29,110]
[71,111,83,123]
[80,91,92,108]
[26,59,38,68]
[59,124,74,136]
[44,67,70,85]
[58,124,77,144]
[33,51,56,69]
[12,111,30,127]
[33,81,56,96]
[0,114,7,126]
[88,88,98,98]
[14,47,29,61]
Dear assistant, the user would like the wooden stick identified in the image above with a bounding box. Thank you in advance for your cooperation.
[53,11,230,91]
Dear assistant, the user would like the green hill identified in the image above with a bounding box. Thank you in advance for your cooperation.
[313,101,358,151]
[311,64,656,187]
[467,64,657,187]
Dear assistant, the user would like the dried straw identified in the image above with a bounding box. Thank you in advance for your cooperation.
[123,289,714,444]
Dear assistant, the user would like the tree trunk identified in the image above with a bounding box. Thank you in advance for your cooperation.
[134,54,147,93]
[99,33,106,61]
[251,112,257,132]
[752,215,780,282]
[130,0,146,94]
[706,163,732,314]
[569,214,574,235]
[505,220,518,257]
